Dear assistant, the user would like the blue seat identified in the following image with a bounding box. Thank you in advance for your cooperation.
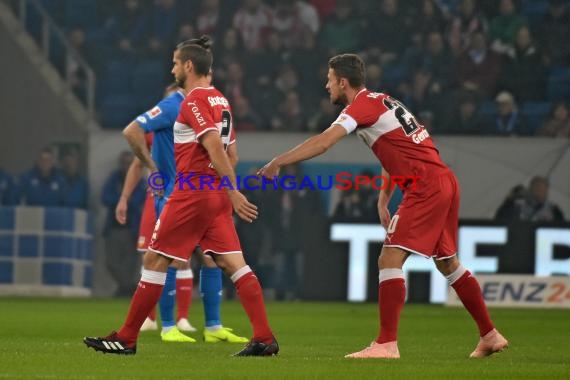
[64,0,98,31]
[99,60,132,95]
[99,93,139,128]
[521,0,549,30]
[521,101,552,134]
[477,100,497,119]
[547,67,570,101]
[131,60,166,96]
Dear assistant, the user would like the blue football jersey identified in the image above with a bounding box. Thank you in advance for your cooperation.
[135,90,184,197]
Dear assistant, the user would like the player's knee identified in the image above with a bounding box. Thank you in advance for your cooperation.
[378,247,407,269]
[142,251,171,272]
[434,256,459,276]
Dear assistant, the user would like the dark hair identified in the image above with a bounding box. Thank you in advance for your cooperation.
[328,54,366,88]
[176,35,213,76]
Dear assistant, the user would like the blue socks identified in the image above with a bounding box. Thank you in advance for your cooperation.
[159,266,177,329]
[200,267,222,328]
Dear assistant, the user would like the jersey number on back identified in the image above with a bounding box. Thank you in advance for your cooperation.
[221,110,231,152]
[383,98,420,136]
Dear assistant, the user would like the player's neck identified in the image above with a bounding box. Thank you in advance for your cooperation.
[346,86,366,105]
[184,77,211,92]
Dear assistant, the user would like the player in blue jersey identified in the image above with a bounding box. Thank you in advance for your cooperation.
[116,45,248,344]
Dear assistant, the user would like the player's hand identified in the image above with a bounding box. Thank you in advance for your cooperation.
[378,200,391,230]
[115,197,128,225]
[257,159,280,178]
[228,190,258,223]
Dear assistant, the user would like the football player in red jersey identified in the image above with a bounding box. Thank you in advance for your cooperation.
[259,53,507,359]
[84,36,277,356]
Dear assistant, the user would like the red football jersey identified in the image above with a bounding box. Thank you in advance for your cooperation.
[333,89,448,181]
[174,86,236,189]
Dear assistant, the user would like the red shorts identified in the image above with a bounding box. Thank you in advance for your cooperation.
[383,170,459,260]
[148,191,242,262]
[137,191,156,252]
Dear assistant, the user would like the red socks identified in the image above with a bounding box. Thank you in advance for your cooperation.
[117,270,166,346]
[147,307,157,321]
[376,272,406,344]
[232,266,273,343]
[176,269,194,321]
[450,269,494,337]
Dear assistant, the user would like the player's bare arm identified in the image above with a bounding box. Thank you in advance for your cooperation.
[259,124,347,178]
[227,142,239,169]
[200,130,258,223]
[115,156,144,224]
[378,167,392,229]
[123,121,158,173]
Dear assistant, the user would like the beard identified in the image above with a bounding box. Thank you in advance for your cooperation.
[331,92,348,106]
[175,74,186,88]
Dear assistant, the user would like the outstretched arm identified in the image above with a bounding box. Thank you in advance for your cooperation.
[258,124,347,177]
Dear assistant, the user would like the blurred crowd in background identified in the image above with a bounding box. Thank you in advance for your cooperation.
[3,0,569,298]
[13,0,570,137]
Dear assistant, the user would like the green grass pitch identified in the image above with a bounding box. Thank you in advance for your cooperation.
[0,298,569,379]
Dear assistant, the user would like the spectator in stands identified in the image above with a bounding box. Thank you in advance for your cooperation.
[196,0,221,38]
[332,169,378,222]
[102,0,147,56]
[487,91,529,136]
[488,0,526,54]
[60,148,89,209]
[294,0,321,36]
[247,31,290,89]
[233,96,264,131]
[365,0,410,64]
[101,151,146,297]
[16,148,64,207]
[540,0,570,66]
[271,91,306,131]
[307,98,339,132]
[408,0,447,46]
[147,0,178,57]
[494,184,528,222]
[0,168,15,206]
[500,25,547,102]
[213,28,245,82]
[268,164,322,300]
[365,63,384,92]
[319,0,363,56]
[174,22,196,44]
[310,0,337,21]
[442,92,485,135]
[232,0,273,52]
[218,61,249,105]
[404,31,454,95]
[537,102,570,138]
[455,31,503,97]
[495,177,565,222]
[523,176,565,222]
[447,0,488,56]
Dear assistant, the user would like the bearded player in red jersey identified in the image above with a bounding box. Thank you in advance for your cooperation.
[84,36,278,356]
[259,54,507,359]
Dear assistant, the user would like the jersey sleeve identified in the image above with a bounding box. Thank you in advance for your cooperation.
[179,96,218,139]
[135,97,178,133]
[332,96,381,134]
